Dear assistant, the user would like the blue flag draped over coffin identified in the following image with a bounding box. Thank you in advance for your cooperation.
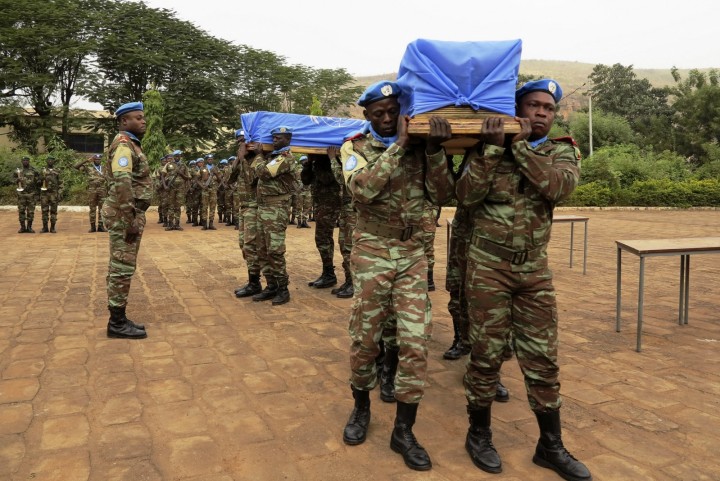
[396,38,522,117]
[240,111,368,147]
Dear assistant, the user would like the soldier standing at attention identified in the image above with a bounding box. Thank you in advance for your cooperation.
[231,130,265,298]
[189,158,203,226]
[340,81,454,471]
[39,155,63,233]
[216,158,227,224]
[155,154,170,226]
[222,157,236,226]
[162,150,189,230]
[185,159,198,224]
[251,126,296,306]
[14,156,39,233]
[457,79,590,481]
[328,144,357,298]
[301,152,341,289]
[101,101,149,340]
[75,153,108,233]
[204,154,220,229]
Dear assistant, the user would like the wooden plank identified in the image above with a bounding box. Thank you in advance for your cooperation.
[246,143,331,155]
[408,106,521,135]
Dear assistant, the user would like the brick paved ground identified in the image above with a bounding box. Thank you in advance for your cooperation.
[0,207,719,481]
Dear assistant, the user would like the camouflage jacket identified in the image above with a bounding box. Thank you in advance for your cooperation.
[330,156,352,205]
[456,138,580,272]
[344,135,454,259]
[79,163,108,191]
[105,131,152,226]
[230,153,262,205]
[40,167,63,194]
[255,149,297,198]
[14,166,40,194]
[162,161,187,188]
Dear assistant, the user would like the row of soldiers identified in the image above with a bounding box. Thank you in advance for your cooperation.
[13,155,65,233]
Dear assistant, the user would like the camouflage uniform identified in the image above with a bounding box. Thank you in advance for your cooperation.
[101,131,152,308]
[255,148,297,292]
[456,138,580,411]
[331,155,357,293]
[421,201,439,287]
[185,166,200,225]
[344,135,453,403]
[39,166,63,230]
[163,161,186,228]
[14,166,39,231]
[445,205,472,351]
[79,162,108,228]
[152,166,166,223]
[301,155,341,286]
[221,166,235,225]
[201,166,220,228]
[232,152,263,274]
[217,165,227,223]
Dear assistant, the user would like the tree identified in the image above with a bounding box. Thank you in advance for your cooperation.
[670,68,720,163]
[569,110,635,158]
[142,90,167,169]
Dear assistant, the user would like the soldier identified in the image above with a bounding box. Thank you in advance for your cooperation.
[295,156,312,228]
[39,155,63,233]
[457,79,591,481]
[251,126,297,306]
[100,101,149,339]
[222,158,236,226]
[203,154,220,229]
[217,158,227,224]
[75,153,108,233]
[196,157,213,230]
[232,130,265,298]
[185,159,198,224]
[328,143,357,299]
[154,155,170,225]
[162,150,189,230]
[340,81,454,471]
[189,158,203,226]
[13,155,39,233]
[421,201,439,291]
[301,153,341,289]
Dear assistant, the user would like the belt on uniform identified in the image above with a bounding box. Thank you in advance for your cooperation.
[261,193,291,204]
[356,217,417,241]
[471,235,543,265]
[134,199,150,212]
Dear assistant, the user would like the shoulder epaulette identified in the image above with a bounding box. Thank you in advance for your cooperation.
[551,136,578,147]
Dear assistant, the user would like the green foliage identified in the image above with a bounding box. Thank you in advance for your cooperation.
[566,182,615,207]
[310,95,323,116]
[141,90,167,169]
[569,109,634,158]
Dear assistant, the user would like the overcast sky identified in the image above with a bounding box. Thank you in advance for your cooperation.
[137,0,719,76]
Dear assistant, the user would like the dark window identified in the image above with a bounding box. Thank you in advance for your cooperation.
[63,133,105,153]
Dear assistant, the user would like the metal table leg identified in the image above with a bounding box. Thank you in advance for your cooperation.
[679,256,686,325]
[684,255,690,325]
[569,222,575,268]
[637,256,646,352]
[616,246,622,332]
[583,221,588,275]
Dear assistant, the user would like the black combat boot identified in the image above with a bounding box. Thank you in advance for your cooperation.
[380,346,399,403]
[343,387,371,445]
[157,215,164,224]
[252,281,278,302]
[89,223,96,233]
[174,221,183,231]
[186,212,192,223]
[300,220,310,228]
[336,277,354,298]
[208,221,217,230]
[18,221,26,233]
[288,214,296,225]
[26,221,35,233]
[466,405,502,473]
[50,221,56,233]
[331,276,351,295]
[309,265,337,288]
[444,307,471,360]
[532,410,592,481]
[496,379,510,402]
[391,402,432,471]
[97,222,106,232]
[235,273,262,298]
[107,306,147,339]
[41,221,49,233]
[427,268,435,291]
[225,215,233,226]
[271,278,290,306]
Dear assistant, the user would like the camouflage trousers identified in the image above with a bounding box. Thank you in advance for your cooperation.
[257,199,290,284]
[422,205,439,271]
[446,217,472,344]
[224,189,234,221]
[217,187,226,220]
[314,199,340,266]
[232,191,241,223]
[40,191,60,224]
[185,189,197,220]
[158,188,168,220]
[239,203,261,276]
[166,185,184,226]
[348,245,431,403]
[102,206,146,308]
[88,188,107,225]
[337,202,356,281]
[200,189,217,224]
[463,250,561,412]
[17,192,37,224]
[293,190,312,223]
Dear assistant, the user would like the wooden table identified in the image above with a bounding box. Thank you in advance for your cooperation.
[553,215,589,274]
[615,237,720,352]
[445,215,589,274]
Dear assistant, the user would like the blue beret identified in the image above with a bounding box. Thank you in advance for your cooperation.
[228,156,237,161]
[357,81,400,107]
[92,154,102,159]
[115,101,143,118]
[220,159,228,165]
[196,157,205,163]
[299,155,308,161]
[189,160,197,165]
[235,129,245,138]
[271,126,293,135]
[172,150,182,156]
[516,79,563,103]
[205,153,214,159]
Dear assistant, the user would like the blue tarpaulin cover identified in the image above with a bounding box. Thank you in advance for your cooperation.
[396,38,522,117]
[240,111,368,147]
